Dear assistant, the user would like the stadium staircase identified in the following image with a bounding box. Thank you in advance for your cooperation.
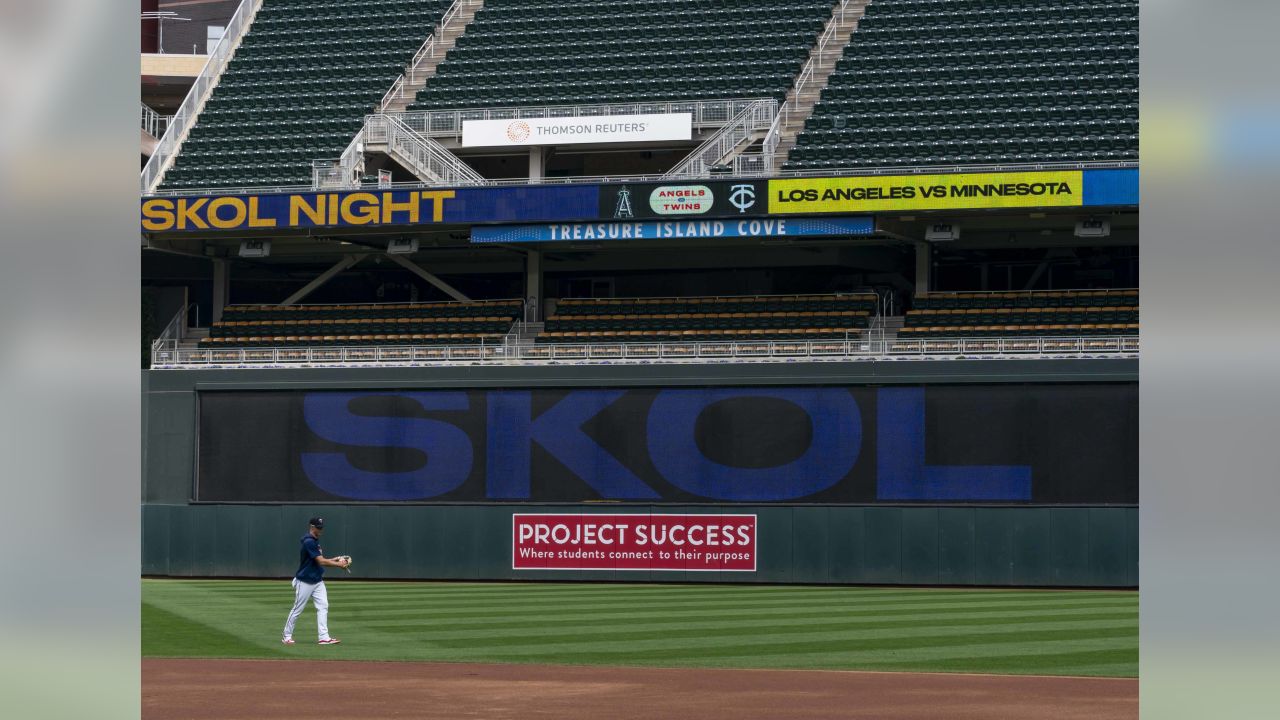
[767,0,871,164]
[153,0,454,192]
[379,0,484,114]
[663,99,779,178]
[361,113,488,185]
[784,0,1140,169]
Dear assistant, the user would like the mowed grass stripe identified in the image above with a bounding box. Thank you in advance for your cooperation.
[377,618,1136,654]
[406,622,1134,659]
[147,582,1136,619]
[142,580,1137,676]
[322,596,1137,621]
[168,580,1128,604]
[349,610,1136,642]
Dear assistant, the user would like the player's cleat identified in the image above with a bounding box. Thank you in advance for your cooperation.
[317,638,341,645]
[281,637,295,645]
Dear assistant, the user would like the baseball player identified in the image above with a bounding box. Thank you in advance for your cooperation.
[282,516,350,645]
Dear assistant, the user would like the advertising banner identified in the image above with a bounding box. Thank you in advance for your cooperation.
[196,384,1138,504]
[462,113,691,148]
[598,180,766,219]
[142,170,1137,233]
[512,514,757,571]
[470,216,874,243]
[769,171,1087,215]
[140,185,601,232]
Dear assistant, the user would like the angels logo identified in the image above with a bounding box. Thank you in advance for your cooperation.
[730,184,757,213]
[506,121,531,143]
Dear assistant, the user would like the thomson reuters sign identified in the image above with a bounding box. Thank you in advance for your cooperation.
[462,113,692,147]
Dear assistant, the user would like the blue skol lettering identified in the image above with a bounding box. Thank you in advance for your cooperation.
[301,392,473,500]
[876,387,1031,500]
[646,388,861,500]
[486,390,659,499]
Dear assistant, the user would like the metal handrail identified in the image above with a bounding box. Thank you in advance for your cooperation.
[557,291,878,304]
[380,0,481,110]
[372,114,488,186]
[662,100,778,178]
[148,159,1137,198]
[151,303,200,352]
[151,335,1139,369]
[916,288,1139,299]
[140,0,263,194]
[141,104,171,138]
[764,0,861,160]
[311,131,365,189]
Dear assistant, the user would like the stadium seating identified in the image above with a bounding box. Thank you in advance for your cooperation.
[160,0,452,191]
[896,289,1138,338]
[540,294,878,344]
[200,299,521,347]
[785,0,1139,169]
[407,0,834,111]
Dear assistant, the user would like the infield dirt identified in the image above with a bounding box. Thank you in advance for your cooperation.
[143,658,1137,719]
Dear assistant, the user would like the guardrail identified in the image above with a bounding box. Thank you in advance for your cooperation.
[148,159,1137,198]
[663,100,778,178]
[140,0,262,194]
[152,335,1138,369]
[141,104,171,138]
[150,303,199,352]
[764,0,860,159]
[312,132,365,189]
[367,114,488,186]
[380,0,481,111]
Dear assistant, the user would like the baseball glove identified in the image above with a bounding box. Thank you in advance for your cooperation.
[333,555,353,573]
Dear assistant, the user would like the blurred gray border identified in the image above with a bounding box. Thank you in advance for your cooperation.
[1142,1,1280,718]
[0,1,140,717]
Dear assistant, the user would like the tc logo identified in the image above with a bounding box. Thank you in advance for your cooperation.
[730,184,756,213]
[506,121,531,142]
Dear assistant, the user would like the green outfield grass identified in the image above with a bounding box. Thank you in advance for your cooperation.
[142,579,1137,677]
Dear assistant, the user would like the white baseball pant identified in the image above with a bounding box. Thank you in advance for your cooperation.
[283,577,330,641]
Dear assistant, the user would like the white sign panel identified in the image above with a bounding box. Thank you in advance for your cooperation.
[462,113,692,148]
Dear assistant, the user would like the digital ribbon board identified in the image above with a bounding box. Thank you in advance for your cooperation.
[141,168,1136,233]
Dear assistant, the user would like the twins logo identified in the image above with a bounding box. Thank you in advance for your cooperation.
[730,184,756,213]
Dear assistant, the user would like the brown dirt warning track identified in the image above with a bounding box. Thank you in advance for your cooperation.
[143,658,1137,720]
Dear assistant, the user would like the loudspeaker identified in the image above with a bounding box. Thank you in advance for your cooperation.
[387,238,419,254]
[925,223,959,242]
[238,240,270,257]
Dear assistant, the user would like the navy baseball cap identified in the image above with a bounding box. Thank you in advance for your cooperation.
[309,517,325,529]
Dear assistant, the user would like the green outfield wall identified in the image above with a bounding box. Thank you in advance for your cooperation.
[142,503,1136,586]
[142,359,1138,587]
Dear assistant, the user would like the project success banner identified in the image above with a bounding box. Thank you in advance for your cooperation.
[512,514,757,571]
[196,384,1137,504]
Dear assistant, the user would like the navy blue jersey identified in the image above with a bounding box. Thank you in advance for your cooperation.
[295,534,324,584]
